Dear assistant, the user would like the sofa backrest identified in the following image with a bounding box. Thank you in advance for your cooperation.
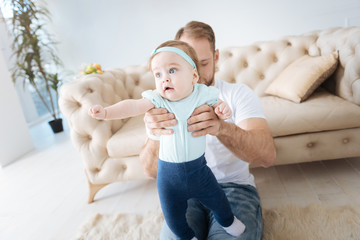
[215,27,360,106]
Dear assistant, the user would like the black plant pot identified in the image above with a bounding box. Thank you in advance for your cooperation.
[48,118,64,133]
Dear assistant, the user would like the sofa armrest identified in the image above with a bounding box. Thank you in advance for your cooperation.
[315,27,360,106]
[59,68,129,139]
[59,66,155,184]
[59,69,130,171]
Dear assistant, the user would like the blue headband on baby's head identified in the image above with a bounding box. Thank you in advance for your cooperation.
[152,47,197,70]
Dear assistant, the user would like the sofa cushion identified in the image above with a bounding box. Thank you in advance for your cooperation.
[265,52,338,103]
[107,115,146,158]
[262,88,360,137]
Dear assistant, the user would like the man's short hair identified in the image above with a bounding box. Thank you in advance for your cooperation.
[175,21,216,52]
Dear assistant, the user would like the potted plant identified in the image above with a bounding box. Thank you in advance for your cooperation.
[3,0,64,133]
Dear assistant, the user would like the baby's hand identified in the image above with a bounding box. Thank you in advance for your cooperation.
[88,105,106,119]
[214,101,232,120]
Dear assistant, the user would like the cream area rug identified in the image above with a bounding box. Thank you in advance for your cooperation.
[74,204,360,240]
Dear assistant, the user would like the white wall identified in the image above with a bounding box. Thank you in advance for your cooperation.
[0,48,34,167]
[46,0,360,75]
[0,10,34,167]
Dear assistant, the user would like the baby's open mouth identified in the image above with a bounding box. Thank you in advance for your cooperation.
[164,87,174,91]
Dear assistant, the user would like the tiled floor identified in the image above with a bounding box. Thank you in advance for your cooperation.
[0,120,359,239]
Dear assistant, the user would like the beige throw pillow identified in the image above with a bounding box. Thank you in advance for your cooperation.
[265,52,338,103]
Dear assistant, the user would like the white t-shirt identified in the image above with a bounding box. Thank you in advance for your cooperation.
[205,79,266,187]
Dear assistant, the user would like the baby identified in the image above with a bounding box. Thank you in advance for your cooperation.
[89,40,245,240]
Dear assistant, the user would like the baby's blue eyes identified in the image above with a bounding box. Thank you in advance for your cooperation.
[155,68,177,78]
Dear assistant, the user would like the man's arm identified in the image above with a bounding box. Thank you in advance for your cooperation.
[218,118,276,168]
[187,105,276,168]
[139,138,159,179]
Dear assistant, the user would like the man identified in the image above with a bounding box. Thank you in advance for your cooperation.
[139,21,276,240]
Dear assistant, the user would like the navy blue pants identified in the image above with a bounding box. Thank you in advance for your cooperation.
[157,154,235,240]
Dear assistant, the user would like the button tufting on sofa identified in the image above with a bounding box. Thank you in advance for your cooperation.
[121,165,127,171]
[74,101,81,108]
[343,138,349,144]
[226,51,233,58]
[307,142,315,148]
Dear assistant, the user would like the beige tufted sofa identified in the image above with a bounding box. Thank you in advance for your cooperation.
[59,27,360,203]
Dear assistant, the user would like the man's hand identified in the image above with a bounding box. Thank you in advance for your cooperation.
[187,104,222,137]
[144,108,177,136]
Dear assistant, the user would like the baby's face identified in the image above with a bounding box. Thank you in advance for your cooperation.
[151,51,198,101]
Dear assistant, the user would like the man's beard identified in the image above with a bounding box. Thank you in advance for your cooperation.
[203,77,214,86]
[199,76,213,86]
[199,65,216,86]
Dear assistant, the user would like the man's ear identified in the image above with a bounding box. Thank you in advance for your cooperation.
[214,49,219,64]
[192,68,199,84]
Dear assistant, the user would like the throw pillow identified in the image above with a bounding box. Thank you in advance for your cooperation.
[265,52,338,103]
